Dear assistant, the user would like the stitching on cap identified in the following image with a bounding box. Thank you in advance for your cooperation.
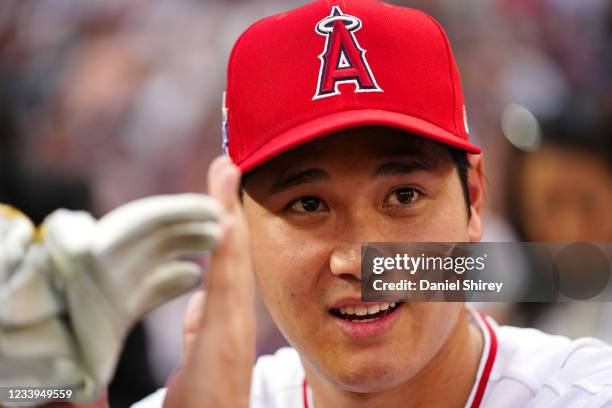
[267,101,447,134]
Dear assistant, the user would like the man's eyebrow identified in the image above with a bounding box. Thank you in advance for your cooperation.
[269,168,329,194]
[373,158,436,178]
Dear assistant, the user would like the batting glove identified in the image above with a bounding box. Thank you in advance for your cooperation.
[0,194,222,404]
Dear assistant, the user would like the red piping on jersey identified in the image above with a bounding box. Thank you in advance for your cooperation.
[303,377,309,408]
[302,313,498,408]
[470,313,498,408]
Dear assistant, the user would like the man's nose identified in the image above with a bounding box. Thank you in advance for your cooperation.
[330,243,362,280]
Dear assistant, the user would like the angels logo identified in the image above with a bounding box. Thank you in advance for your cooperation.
[313,6,383,100]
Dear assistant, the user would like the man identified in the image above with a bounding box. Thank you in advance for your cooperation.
[1,1,611,407]
[134,1,612,407]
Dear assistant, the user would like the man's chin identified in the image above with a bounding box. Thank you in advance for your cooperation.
[320,358,414,393]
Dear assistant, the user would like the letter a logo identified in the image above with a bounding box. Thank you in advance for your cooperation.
[313,6,383,100]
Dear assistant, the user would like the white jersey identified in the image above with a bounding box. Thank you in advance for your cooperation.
[133,311,612,408]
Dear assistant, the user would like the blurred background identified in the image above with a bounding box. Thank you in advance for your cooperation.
[0,0,610,406]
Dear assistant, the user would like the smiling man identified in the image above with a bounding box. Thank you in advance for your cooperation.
[132,1,612,407]
[234,128,487,407]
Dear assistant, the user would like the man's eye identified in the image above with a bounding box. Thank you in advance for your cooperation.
[385,188,420,206]
[288,196,328,213]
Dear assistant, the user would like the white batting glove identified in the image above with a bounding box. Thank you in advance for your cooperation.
[0,205,80,406]
[0,194,222,404]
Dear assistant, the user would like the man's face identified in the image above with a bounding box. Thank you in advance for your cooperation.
[519,144,612,242]
[242,127,483,392]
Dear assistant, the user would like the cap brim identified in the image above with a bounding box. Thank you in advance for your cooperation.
[237,109,482,173]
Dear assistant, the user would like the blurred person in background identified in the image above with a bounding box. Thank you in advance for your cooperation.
[508,116,611,244]
[505,111,612,341]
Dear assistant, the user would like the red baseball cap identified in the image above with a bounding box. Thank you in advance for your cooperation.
[224,0,481,173]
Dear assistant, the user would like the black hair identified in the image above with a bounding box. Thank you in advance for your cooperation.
[446,146,472,218]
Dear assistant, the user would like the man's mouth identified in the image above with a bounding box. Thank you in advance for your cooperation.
[330,302,403,323]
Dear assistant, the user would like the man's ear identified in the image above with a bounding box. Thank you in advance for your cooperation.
[467,155,485,242]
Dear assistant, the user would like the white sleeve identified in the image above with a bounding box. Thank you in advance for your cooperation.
[131,347,304,408]
[130,388,167,408]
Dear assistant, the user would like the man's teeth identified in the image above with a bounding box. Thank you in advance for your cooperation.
[339,302,396,316]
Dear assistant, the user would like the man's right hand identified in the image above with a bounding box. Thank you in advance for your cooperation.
[163,157,256,408]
